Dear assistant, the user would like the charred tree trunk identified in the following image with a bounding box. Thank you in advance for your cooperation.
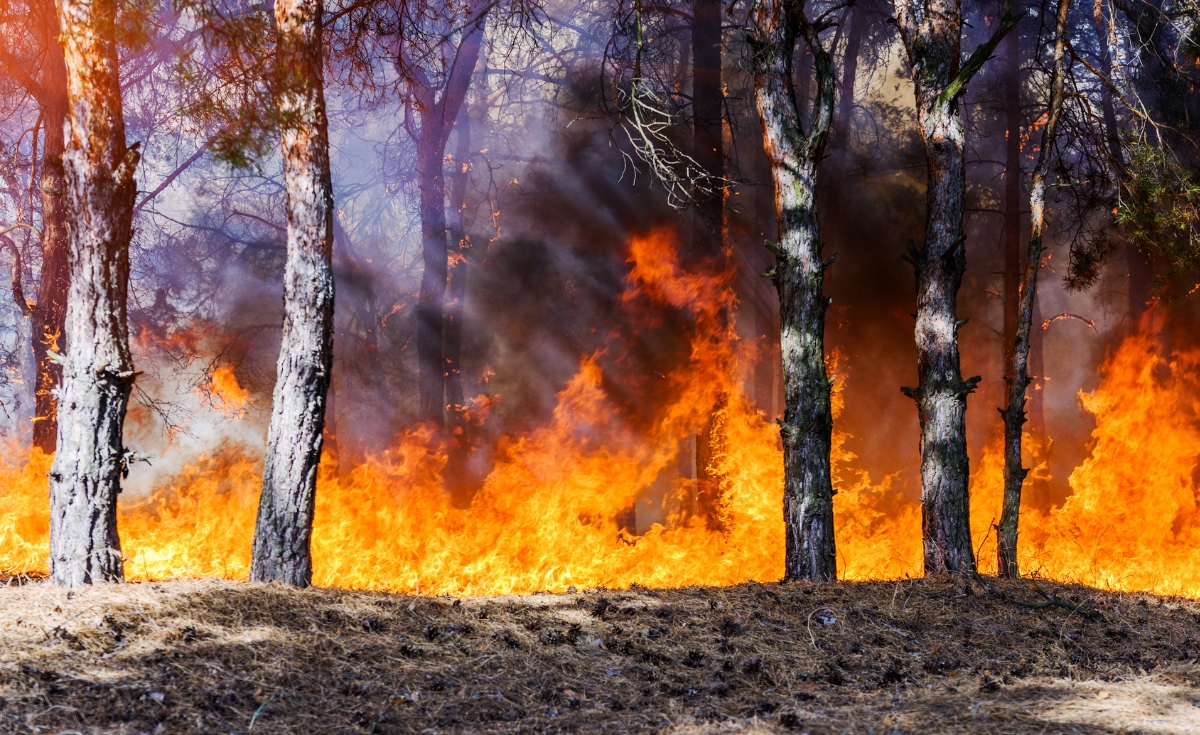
[695,407,728,529]
[416,132,450,427]
[994,1,1045,509]
[47,0,140,586]
[1091,3,1149,321]
[31,0,70,455]
[323,375,340,478]
[692,0,724,256]
[444,108,470,433]
[33,111,69,454]
[821,1,866,251]
[251,0,336,587]
[1027,295,1046,499]
[0,0,73,453]
[896,0,1016,574]
[998,0,1069,578]
[691,0,728,530]
[411,17,485,429]
[753,130,780,418]
[444,102,472,503]
[749,0,837,581]
[1002,20,1021,403]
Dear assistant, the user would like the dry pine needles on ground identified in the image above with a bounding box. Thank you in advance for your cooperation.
[1,576,1198,734]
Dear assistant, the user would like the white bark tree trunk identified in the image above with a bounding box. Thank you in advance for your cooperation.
[895,0,1016,574]
[48,0,140,586]
[750,0,837,581]
[998,0,1070,577]
[251,0,336,586]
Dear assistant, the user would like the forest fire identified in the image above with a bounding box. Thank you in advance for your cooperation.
[2,232,1198,598]
[8,0,1200,731]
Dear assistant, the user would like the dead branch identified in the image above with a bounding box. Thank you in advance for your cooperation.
[967,571,1105,622]
[1042,312,1097,330]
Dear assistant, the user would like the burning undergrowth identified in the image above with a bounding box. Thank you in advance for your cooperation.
[3,231,1200,596]
[1,577,1198,734]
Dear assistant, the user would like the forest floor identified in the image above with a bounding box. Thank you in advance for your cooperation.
[0,575,1198,734]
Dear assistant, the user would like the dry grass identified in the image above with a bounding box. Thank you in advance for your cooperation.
[1,575,1198,734]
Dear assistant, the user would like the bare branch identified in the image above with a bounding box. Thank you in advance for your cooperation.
[134,144,211,215]
[231,209,287,233]
[936,1,1020,106]
[0,234,32,318]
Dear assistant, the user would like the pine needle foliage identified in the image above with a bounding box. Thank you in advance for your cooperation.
[1116,145,1200,288]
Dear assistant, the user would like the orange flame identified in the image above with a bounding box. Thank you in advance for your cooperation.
[207,365,251,417]
[970,325,1200,594]
[1,233,1199,597]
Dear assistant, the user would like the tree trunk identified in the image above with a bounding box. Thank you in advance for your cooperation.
[412,16,486,429]
[416,131,450,427]
[999,1,1050,513]
[47,0,140,586]
[695,406,728,529]
[444,102,472,503]
[1026,293,1048,506]
[691,0,729,530]
[323,374,340,478]
[691,0,724,256]
[30,0,70,455]
[1092,3,1150,321]
[444,107,470,431]
[1002,20,1021,405]
[750,0,837,581]
[1092,1,1122,169]
[896,0,1016,574]
[251,0,336,587]
[753,130,780,419]
[821,2,866,252]
[998,0,1069,578]
[32,109,69,455]
[905,46,975,576]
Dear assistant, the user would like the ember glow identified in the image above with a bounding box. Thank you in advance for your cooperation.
[1,233,1198,597]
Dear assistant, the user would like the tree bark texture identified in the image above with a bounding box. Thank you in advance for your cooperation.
[895,0,1015,574]
[47,0,140,586]
[251,0,336,587]
[998,0,1069,578]
[413,14,485,428]
[750,0,837,581]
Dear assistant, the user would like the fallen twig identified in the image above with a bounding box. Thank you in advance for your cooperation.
[967,571,1105,622]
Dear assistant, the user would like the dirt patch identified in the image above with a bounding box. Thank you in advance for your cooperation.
[1,576,1198,733]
